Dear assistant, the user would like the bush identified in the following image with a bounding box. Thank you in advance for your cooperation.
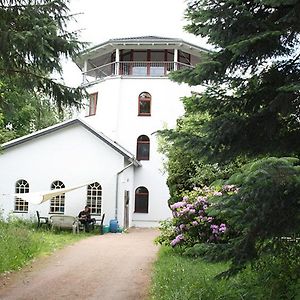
[156,187,234,248]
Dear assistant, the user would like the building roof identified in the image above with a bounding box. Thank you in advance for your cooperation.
[76,35,210,68]
[109,36,181,42]
[1,119,141,167]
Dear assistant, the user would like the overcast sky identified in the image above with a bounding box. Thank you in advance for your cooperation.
[62,0,209,86]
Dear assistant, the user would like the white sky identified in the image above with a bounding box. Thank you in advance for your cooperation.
[62,0,209,86]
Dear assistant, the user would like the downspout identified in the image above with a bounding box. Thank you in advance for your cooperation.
[115,162,134,220]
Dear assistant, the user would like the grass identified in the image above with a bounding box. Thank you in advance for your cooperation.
[0,219,90,274]
[150,246,300,300]
[150,246,244,300]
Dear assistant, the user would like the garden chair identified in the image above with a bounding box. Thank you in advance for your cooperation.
[36,211,49,229]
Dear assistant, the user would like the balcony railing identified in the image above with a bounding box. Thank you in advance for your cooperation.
[82,61,193,84]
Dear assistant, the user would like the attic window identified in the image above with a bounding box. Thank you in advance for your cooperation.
[88,93,98,116]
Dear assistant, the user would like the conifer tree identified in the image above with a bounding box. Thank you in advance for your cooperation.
[170,0,300,161]
[0,0,85,111]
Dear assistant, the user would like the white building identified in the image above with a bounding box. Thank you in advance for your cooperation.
[0,36,207,228]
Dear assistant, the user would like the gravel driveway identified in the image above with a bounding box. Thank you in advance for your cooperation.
[0,228,159,300]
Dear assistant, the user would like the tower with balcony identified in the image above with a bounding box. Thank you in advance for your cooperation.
[75,36,207,227]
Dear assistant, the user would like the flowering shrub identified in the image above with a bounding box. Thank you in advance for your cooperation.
[165,186,238,248]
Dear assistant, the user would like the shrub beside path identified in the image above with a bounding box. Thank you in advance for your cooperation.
[0,228,159,300]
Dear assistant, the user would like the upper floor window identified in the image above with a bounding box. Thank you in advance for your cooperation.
[50,180,65,214]
[138,92,151,116]
[134,186,149,213]
[137,135,150,160]
[87,182,102,215]
[15,179,29,212]
[88,93,98,116]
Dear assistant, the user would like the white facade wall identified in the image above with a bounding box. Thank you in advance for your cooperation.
[0,124,133,227]
[80,76,204,227]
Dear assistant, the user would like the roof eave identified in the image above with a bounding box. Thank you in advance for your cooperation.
[75,38,210,66]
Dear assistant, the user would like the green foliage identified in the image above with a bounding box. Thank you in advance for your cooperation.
[151,246,300,300]
[154,219,176,246]
[158,110,245,201]
[0,77,72,142]
[207,157,300,273]
[0,0,87,111]
[0,218,85,273]
[167,0,300,161]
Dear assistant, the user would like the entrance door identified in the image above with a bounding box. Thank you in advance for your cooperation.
[123,190,130,229]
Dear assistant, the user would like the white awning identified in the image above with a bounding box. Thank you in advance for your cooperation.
[14,182,92,205]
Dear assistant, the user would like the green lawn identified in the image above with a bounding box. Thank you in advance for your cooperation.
[0,220,89,274]
[151,247,243,300]
[150,246,299,300]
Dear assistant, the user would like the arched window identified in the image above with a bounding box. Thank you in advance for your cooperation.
[87,182,102,215]
[50,180,65,213]
[138,92,151,116]
[15,179,29,212]
[136,135,150,160]
[134,186,149,213]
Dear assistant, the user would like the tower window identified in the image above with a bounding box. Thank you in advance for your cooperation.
[138,92,151,116]
[88,93,98,116]
[134,186,149,213]
[137,135,150,160]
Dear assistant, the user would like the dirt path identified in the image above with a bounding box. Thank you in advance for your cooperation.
[0,228,159,300]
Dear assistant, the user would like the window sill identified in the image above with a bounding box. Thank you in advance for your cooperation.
[133,211,149,214]
[13,211,28,213]
[85,113,96,117]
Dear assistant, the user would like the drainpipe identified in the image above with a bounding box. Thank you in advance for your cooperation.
[115,162,134,220]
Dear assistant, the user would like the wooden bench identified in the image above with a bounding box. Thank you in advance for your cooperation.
[50,215,79,233]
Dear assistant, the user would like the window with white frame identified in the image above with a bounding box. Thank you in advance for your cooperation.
[14,179,29,212]
[87,182,102,215]
[50,180,65,213]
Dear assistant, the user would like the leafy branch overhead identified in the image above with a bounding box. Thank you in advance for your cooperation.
[169,0,300,161]
[0,0,87,110]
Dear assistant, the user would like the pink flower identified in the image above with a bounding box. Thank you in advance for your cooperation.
[170,201,185,210]
[170,234,184,247]
[213,191,223,196]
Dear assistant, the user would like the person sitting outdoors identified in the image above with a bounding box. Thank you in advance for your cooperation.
[78,205,95,232]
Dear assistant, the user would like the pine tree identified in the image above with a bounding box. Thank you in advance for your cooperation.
[0,0,86,111]
[170,0,300,161]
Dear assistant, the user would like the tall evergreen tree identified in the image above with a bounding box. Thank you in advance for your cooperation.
[159,0,300,276]
[169,0,300,162]
[0,0,86,111]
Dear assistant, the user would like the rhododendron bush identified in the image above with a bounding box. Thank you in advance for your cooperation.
[157,185,239,248]
[157,157,300,276]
